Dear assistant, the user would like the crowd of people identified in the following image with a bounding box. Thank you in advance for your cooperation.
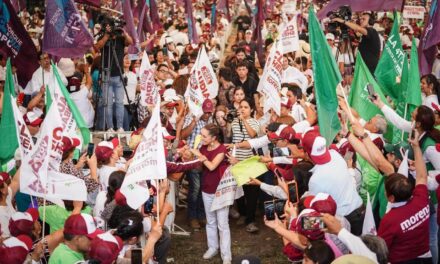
[1,0,440,263]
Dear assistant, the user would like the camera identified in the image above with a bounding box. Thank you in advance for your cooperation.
[96,14,126,37]
[327,6,352,39]
[225,110,238,123]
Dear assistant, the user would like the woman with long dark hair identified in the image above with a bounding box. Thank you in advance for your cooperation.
[421,74,440,109]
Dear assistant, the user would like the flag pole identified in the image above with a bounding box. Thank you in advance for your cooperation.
[338,83,354,122]
[156,180,160,219]
[401,103,409,140]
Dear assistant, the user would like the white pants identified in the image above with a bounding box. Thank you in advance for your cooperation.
[202,192,232,261]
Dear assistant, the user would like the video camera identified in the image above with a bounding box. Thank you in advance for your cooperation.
[327,5,352,39]
[96,14,126,37]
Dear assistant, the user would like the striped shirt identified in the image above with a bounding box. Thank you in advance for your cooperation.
[232,118,260,161]
[183,115,212,149]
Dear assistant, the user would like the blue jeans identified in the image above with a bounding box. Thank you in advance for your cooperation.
[430,205,438,264]
[123,106,132,131]
[186,169,205,220]
[103,76,124,130]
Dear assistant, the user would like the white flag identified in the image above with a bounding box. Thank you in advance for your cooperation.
[123,103,167,186]
[280,16,299,54]
[11,95,34,158]
[120,181,151,209]
[362,193,377,235]
[397,149,409,177]
[211,167,243,212]
[139,50,160,107]
[257,41,283,115]
[184,47,219,117]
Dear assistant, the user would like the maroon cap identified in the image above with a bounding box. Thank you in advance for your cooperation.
[0,235,33,263]
[64,213,102,239]
[62,136,81,153]
[301,130,331,165]
[89,233,123,264]
[304,193,337,216]
[268,163,294,181]
[95,140,118,161]
[0,172,10,185]
[202,99,214,113]
[23,111,43,127]
[268,125,297,143]
[9,208,39,237]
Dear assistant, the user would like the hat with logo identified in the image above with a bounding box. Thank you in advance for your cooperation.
[62,136,81,153]
[23,111,43,127]
[301,129,331,165]
[89,232,123,264]
[268,124,298,143]
[64,213,102,239]
[202,99,215,113]
[303,193,337,216]
[9,208,39,236]
[95,138,119,161]
[0,235,33,263]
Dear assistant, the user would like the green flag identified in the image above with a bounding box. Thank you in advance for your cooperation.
[0,60,18,169]
[374,12,408,101]
[51,63,90,148]
[405,38,422,116]
[349,52,389,121]
[308,6,341,145]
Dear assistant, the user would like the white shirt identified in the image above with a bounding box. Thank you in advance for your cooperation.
[24,66,68,95]
[282,66,308,94]
[0,188,16,238]
[337,228,379,263]
[123,71,137,105]
[422,94,439,111]
[309,150,363,216]
[70,85,95,128]
[93,191,107,229]
[98,165,118,191]
[290,103,306,123]
[171,31,189,46]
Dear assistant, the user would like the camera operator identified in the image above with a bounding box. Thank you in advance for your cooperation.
[94,20,133,133]
[332,12,380,73]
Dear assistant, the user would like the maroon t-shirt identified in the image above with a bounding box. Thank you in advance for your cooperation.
[199,144,229,194]
[378,184,430,263]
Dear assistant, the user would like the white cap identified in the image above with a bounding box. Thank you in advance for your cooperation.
[325,33,335,41]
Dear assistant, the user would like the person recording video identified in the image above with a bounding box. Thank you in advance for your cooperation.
[332,12,380,73]
[94,16,133,133]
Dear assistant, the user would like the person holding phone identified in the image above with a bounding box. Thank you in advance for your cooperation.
[190,124,232,264]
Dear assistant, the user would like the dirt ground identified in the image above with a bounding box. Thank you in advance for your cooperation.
[167,206,288,264]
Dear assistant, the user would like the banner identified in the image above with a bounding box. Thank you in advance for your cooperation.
[403,6,426,19]
[309,6,341,146]
[0,0,39,87]
[419,0,440,75]
[120,181,150,209]
[139,50,159,107]
[317,0,404,19]
[230,156,268,186]
[11,95,33,158]
[210,167,244,212]
[280,16,299,54]
[10,0,25,13]
[123,0,140,59]
[184,47,219,117]
[362,193,377,235]
[257,41,283,116]
[123,103,166,186]
[43,0,94,58]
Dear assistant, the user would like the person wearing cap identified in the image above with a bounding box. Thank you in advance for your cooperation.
[95,138,123,191]
[325,33,344,71]
[238,29,257,61]
[87,232,123,264]
[8,208,40,237]
[23,109,44,137]
[281,55,309,95]
[60,136,99,198]
[276,97,295,126]
[181,98,215,229]
[0,235,34,263]
[49,213,101,264]
[301,129,363,235]
[24,52,68,96]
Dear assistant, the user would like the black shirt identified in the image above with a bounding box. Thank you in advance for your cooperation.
[100,35,126,77]
[358,27,381,73]
[232,76,260,103]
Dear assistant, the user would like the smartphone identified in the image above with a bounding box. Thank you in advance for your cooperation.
[264,199,286,220]
[301,216,326,230]
[87,143,95,158]
[162,46,168,56]
[288,182,299,205]
[131,248,143,264]
[273,147,291,157]
[366,83,377,101]
[144,196,154,214]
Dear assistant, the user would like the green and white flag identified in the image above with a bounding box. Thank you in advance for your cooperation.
[308,6,341,145]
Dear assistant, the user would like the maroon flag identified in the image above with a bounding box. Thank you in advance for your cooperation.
[123,0,140,58]
[217,0,231,21]
[254,0,265,67]
[10,0,25,13]
[74,0,100,7]
[317,0,404,19]
[185,0,199,43]
[0,0,39,87]
[149,0,162,32]
[419,0,440,75]
[43,0,94,58]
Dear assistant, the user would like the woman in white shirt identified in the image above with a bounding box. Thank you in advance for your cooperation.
[69,63,95,128]
[421,74,440,110]
[122,55,140,131]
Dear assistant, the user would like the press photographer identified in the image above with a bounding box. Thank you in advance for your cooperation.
[331,9,380,73]
[94,15,133,132]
